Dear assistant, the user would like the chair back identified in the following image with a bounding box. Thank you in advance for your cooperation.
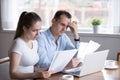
[0,57,10,79]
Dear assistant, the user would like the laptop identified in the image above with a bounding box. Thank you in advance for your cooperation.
[62,49,109,77]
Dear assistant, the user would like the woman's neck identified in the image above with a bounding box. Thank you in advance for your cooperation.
[20,35,33,49]
[20,35,31,43]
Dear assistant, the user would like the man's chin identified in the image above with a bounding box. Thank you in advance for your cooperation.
[59,34,62,36]
[59,32,64,35]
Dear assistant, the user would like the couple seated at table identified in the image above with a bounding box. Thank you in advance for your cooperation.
[9,10,80,80]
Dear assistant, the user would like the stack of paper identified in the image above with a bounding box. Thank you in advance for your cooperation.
[77,40,101,61]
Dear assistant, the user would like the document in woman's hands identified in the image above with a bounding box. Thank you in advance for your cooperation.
[49,49,77,74]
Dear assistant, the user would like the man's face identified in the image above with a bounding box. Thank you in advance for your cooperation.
[52,15,71,36]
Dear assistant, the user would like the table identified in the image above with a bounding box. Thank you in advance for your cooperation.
[38,60,120,80]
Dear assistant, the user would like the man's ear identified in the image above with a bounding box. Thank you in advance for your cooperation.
[52,18,56,23]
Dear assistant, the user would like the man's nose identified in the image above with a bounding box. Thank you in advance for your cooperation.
[63,27,67,31]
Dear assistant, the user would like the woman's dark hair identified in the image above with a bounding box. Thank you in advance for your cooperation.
[14,11,42,39]
[53,10,72,20]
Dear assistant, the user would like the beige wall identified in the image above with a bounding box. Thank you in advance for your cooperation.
[0,31,15,58]
[0,31,120,60]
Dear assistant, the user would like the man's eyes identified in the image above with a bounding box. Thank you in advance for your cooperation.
[32,29,39,32]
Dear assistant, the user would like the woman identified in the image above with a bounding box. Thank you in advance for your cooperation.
[9,11,51,80]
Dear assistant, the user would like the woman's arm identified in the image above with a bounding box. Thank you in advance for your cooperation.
[9,52,51,79]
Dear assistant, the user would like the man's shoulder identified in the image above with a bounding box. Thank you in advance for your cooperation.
[38,30,47,37]
[61,33,69,38]
[41,29,50,35]
[37,30,48,41]
[40,31,46,36]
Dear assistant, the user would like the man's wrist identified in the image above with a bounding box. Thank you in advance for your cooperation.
[74,37,80,41]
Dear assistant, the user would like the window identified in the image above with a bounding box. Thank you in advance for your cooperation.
[0,0,120,33]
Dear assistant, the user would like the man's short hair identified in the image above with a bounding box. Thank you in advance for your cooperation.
[53,10,72,20]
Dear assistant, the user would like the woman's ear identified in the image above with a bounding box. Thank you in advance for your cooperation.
[23,26,27,32]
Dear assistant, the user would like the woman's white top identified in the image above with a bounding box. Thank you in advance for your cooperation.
[9,38,39,79]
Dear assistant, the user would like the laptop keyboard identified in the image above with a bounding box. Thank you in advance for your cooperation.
[62,66,81,73]
[69,70,81,76]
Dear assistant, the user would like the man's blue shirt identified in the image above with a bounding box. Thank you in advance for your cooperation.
[36,28,79,68]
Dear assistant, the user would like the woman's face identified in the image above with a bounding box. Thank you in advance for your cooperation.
[24,21,41,40]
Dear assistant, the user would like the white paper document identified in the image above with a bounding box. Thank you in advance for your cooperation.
[49,49,77,74]
[77,42,88,58]
[77,40,101,59]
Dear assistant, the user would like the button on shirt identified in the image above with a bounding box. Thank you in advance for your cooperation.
[36,28,80,68]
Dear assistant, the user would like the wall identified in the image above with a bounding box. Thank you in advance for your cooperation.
[0,31,14,58]
[67,32,120,60]
[0,31,120,60]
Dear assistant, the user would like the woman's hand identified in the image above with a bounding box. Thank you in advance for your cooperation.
[35,70,52,79]
[41,70,52,78]
[34,66,52,78]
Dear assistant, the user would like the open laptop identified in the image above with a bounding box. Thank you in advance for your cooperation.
[63,49,109,77]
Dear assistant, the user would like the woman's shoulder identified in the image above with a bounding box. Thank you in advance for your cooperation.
[8,38,24,55]
[13,38,25,45]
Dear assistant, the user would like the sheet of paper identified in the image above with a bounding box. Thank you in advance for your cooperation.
[84,40,101,54]
[77,42,88,58]
[49,49,77,74]
[77,40,101,61]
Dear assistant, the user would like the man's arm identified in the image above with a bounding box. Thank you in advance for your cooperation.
[68,21,80,49]
[68,21,80,40]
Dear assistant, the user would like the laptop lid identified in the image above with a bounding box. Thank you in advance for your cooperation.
[63,49,109,77]
[77,49,109,77]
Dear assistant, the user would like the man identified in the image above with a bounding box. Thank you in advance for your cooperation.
[37,10,80,68]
